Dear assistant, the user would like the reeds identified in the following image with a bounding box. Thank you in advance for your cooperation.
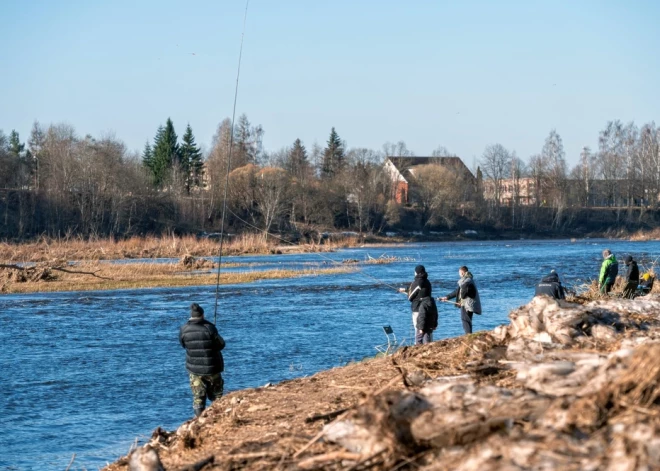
[0,233,366,264]
[0,262,354,294]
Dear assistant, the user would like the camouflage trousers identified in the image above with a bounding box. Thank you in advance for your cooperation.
[189,372,224,413]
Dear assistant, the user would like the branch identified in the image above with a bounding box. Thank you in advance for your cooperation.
[50,267,113,280]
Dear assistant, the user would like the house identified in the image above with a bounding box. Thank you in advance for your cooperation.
[384,156,475,204]
[483,177,537,206]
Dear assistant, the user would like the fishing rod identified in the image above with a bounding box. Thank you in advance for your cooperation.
[437,298,461,307]
[213,0,250,326]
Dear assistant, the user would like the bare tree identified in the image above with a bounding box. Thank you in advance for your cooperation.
[254,167,289,239]
[410,164,463,228]
[480,143,512,216]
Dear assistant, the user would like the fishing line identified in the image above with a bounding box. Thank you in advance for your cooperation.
[213,0,250,326]
[225,207,402,292]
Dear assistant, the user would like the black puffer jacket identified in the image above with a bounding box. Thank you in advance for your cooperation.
[625,261,639,283]
[416,297,438,333]
[179,318,225,375]
[534,273,565,300]
[408,273,432,312]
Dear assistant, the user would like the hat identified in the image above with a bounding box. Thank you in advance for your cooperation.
[415,265,426,275]
[190,303,204,318]
[550,269,557,274]
[624,255,633,264]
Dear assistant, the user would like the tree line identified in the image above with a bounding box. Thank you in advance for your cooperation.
[0,117,658,240]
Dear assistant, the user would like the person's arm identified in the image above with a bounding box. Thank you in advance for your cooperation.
[445,287,459,300]
[208,324,225,351]
[408,282,421,302]
[557,283,565,300]
[179,326,186,348]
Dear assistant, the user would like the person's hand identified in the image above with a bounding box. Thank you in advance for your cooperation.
[440,296,448,301]
[418,330,424,334]
[398,288,406,293]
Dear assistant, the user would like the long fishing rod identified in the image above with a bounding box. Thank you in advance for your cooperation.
[214,0,250,326]
[226,207,402,292]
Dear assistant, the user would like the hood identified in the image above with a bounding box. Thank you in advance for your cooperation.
[606,254,616,262]
[415,272,428,280]
[541,273,560,283]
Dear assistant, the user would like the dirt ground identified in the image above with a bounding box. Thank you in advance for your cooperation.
[106,296,660,471]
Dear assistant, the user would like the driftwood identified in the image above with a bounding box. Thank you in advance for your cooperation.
[318,296,660,470]
[178,455,214,471]
[0,262,112,281]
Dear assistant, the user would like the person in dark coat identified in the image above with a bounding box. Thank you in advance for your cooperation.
[622,255,639,299]
[179,303,225,417]
[534,270,565,300]
[441,266,481,335]
[399,265,434,344]
[415,296,438,345]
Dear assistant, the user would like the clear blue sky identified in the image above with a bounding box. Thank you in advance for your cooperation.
[1,0,658,166]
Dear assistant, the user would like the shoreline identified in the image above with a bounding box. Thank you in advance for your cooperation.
[103,295,660,470]
[2,228,659,264]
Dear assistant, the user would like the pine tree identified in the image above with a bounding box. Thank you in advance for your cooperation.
[9,130,25,158]
[180,124,204,192]
[287,138,309,178]
[142,141,153,170]
[150,118,180,187]
[321,127,344,178]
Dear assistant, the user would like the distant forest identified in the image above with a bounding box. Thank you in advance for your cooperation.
[1,116,659,240]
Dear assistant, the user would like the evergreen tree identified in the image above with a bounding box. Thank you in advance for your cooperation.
[286,138,309,178]
[150,118,180,187]
[180,124,204,192]
[9,130,25,159]
[142,141,153,170]
[321,127,344,178]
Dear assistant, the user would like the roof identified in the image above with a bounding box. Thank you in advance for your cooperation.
[386,156,475,180]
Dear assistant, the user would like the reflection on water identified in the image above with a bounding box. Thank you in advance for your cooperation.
[1,238,658,470]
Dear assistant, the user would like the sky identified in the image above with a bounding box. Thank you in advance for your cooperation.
[1,0,659,167]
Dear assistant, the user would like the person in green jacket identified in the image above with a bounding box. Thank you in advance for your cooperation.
[599,249,618,295]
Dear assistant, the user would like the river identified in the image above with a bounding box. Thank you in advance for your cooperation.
[1,238,658,470]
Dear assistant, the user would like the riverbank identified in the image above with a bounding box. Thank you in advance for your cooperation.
[3,228,659,265]
[105,295,660,471]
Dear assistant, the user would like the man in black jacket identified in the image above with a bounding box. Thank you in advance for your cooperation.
[622,255,639,299]
[179,303,226,417]
[534,270,565,300]
[399,265,433,344]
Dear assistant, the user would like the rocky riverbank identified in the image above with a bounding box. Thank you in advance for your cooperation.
[106,295,660,471]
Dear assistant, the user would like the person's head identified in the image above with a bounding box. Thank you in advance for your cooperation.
[459,266,469,277]
[414,265,426,277]
[624,255,633,265]
[602,249,612,259]
[190,303,204,319]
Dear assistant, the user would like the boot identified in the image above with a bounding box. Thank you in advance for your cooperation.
[194,406,205,418]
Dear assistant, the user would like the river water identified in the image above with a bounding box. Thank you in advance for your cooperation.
[1,239,658,470]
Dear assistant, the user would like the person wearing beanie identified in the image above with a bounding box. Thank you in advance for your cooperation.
[622,255,639,299]
[399,265,436,344]
[599,249,618,295]
[441,265,482,334]
[534,269,566,300]
[179,303,226,417]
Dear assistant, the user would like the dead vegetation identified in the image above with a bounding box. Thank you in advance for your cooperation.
[0,260,353,294]
[0,233,365,264]
[107,295,660,471]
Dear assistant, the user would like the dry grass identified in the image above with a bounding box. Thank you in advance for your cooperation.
[0,234,366,263]
[629,228,660,241]
[0,262,354,294]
